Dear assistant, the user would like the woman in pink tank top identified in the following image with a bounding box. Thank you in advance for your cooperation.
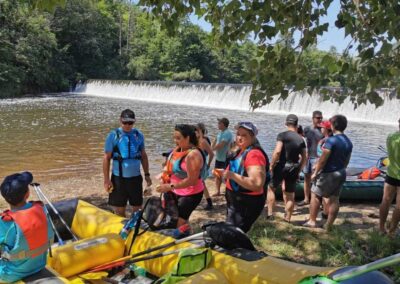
[157,124,204,236]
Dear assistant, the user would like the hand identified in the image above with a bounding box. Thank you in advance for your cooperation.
[156,184,171,193]
[311,172,317,181]
[222,170,232,180]
[145,175,152,186]
[104,180,113,193]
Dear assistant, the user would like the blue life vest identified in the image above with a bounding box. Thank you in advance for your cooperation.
[228,146,270,194]
[169,148,208,181]
[112,128,143,178]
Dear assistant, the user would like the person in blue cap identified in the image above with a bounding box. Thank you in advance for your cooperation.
[0,172,54,283]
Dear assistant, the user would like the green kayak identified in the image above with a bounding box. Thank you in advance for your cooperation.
[275,168,385,202]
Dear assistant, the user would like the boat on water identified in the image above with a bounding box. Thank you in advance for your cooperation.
[275,167,385,202]
[19,199,392,284]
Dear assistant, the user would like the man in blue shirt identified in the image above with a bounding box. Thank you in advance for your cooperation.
[0,172,54,283]
[303,115,353,230]
[212,117,233,196]
[103,109,152,217]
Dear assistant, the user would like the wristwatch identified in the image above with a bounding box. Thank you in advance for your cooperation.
[144,173,150,177]
[170,184,175,189]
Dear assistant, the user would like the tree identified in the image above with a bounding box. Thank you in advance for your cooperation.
[138,0,400,109]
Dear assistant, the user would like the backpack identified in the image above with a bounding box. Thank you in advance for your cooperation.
[142,192,179,230]
[358,167,382,180]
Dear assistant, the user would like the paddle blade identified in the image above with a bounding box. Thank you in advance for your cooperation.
[203,222,256,251]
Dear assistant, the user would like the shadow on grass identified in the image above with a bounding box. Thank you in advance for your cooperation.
[248,217,400,281]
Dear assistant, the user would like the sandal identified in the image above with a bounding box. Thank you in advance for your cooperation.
[297,200,310,207]
[302,221,318,228]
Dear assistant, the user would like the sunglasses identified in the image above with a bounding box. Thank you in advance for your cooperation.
[313,117,323,120]
[122,121,134,125]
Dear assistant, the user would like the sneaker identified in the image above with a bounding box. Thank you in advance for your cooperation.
[172,224,191,239]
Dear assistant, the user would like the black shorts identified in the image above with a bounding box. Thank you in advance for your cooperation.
[225,190,266,233]
[270,163,301,193]
[174,191,203,220]
[109,175,143,207]
[385,175,400,187]
[215,160,227,169]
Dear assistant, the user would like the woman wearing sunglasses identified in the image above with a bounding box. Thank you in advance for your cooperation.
[157,124,206,237]
[221,122,269,232]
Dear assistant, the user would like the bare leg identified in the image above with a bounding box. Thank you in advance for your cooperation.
[388,187,400,236]
[113,206,126,217]
[325,196,340,230]
[267,185,276,217]
[379,183,396,233]
[214,176,222,196]
[303,173,311,204]
[203,182,213,209]
[204,185,211,199]
[283,191,295,222]
[177,217,187,227]
[308,193,320,225]
[322,198,329,216]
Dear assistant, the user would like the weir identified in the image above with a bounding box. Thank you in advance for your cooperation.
[75,79,399,124]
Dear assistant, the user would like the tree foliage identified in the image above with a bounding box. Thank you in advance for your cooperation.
[138,0,400,108]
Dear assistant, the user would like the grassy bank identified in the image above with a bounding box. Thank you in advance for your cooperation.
[248,217,400,282]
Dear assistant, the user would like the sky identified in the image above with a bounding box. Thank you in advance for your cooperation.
[190,0,351,53]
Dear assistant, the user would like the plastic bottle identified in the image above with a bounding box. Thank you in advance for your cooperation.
[129,264,146,277]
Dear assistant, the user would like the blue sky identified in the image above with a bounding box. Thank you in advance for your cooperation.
[190,0,351,53]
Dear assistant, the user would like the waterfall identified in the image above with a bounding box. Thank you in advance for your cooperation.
[75,79,399,124]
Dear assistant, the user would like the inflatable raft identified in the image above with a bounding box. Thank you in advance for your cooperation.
[276,168,385,201]
[21,199,392,283]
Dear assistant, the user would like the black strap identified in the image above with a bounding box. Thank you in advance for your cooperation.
[112,129,124,178]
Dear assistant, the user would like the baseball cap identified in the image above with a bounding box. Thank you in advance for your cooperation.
[286,114,298,124]
[217,117,229,127]
[235,122,258,136]
[120,109,136,123]
[0,172,33,205]
[318,120,332,129]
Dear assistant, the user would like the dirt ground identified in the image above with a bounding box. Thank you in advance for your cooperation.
[5,173,382,234]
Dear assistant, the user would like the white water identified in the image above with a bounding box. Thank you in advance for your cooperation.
[76,80,399,124]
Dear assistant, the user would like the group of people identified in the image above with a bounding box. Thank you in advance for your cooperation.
[0,108,398,282]
[100,108,399,237]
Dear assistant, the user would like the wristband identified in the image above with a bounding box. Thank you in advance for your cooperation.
[144,173,150,177]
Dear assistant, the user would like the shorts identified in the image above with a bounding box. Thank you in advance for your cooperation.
[385,175,400,187]
[174,191,203,220]
[311,169,346,198]
[225,190,266,233]
[270,163,301,193]
[303,157,318,174]
[109,175,143,207]
[215,160,227,169]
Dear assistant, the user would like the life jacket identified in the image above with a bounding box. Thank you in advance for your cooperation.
[358,167,382,180]
[163,148,208,182]
[0,202,50,261]
[112,128,143,178]
[227,145,270,195]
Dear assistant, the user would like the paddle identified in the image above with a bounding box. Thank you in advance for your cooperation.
[378,145,388,154]
[299,252,400,283]
[31,183,65,247]
[88,232,205,272]
[31,183,79,241]
[88,222,255,273]
[89,244,204,273]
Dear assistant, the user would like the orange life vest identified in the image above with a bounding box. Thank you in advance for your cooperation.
[1,201,50,260]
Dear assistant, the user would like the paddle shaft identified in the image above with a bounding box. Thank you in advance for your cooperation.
[32,183,79,241]
[90,244,203,272]
[32,184,64,245]
[332,252,400,281]
[89,232,204,272]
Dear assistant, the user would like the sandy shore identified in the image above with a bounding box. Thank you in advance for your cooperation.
[2,174,382,234]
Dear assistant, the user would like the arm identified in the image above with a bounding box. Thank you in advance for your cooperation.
[311,148,331,180]
[299,148,307,171]
[141,148,152,186]
[213,140,227,151]
[202,140,214,168]
[225,165,266,192]
[269,141,283,171]
[103,152,113,192]
[157,150,203,192]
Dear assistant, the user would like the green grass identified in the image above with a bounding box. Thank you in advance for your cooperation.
[248,218,400,282]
